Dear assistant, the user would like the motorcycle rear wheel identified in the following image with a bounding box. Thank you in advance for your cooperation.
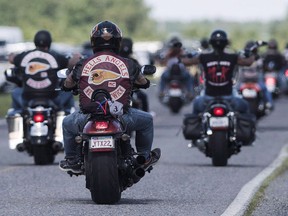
[169,97,183,113]
[88,151,121,204]
[208,131,228,166]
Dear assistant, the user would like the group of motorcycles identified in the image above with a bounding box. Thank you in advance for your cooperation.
[5,64,157,204]
[4,38,288,204]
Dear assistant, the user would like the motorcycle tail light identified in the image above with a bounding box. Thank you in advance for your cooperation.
[266,77,276,85]
[213,107,225,116]
[33,113,45,123]
[95,121,109,129]
[170,82,179,88]
[285,70,288,77]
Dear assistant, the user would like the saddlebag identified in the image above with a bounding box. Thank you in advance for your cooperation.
[235,113,256,144]
[182,114,203,140]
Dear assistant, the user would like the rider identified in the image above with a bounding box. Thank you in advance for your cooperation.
[181,29,257,115]
[262,39,286,72]
[59,21,161,173]
[119,37,150,112]
[158,37,194,100]
[7,30,79,115]
[237,40,274,111]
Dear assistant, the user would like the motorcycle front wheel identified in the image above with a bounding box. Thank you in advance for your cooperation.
[87,151,121,204]
[208,131,229,166]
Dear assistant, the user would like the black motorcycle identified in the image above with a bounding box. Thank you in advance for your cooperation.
[57,65,158,204]
[238,68,266,119]
[183,97,256,166]
[5,68,65,165]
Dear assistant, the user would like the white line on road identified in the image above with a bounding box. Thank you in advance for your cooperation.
[221,144,288,216]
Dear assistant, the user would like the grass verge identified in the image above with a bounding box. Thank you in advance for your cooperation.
[244,149,288,216]
[0,93,11,118]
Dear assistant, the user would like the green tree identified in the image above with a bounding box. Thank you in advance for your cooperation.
[0,0,158,44]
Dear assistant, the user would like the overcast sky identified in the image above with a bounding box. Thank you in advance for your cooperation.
[144,0,288,22]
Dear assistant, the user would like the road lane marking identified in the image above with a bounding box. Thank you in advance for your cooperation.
[221,144,288,216]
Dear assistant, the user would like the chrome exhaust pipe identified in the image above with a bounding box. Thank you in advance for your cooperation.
[132,167,145,183]
[136,155,146,165]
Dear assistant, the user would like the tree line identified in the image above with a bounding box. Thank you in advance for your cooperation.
[0,0,288,51]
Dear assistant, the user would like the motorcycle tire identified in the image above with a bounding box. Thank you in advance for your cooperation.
[88,151,121,204]
[169,97,183,113]
[33,145,55,165]
[208,131,228,166]
[246,99,258,117]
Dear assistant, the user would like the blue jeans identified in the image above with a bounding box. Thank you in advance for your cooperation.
[10,87,75,114]
[62,107,154,160]
[192,94,250,115]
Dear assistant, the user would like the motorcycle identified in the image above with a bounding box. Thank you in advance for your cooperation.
[5,68,66,165]
[238,68,266,119]
[160,64,192,113]
[264,61,281,98]
[57,65,157,204]
[183,97,256,166]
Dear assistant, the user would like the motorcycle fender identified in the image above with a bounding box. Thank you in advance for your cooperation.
[83,119,123,134]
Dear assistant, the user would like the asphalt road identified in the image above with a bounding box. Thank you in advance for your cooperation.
[1,86,288,216]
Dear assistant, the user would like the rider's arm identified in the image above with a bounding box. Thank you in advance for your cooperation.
[180,55,200,66]
[63,72,77,89]
[62,60,84,90]
[237,55,256,66]
[67,53,82,70]
[134,73,150,89]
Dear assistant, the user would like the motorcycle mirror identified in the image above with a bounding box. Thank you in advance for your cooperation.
[141,65,156,75]
[57,68,69,78]
[4,68,14,77]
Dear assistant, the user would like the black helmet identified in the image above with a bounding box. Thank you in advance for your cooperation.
[34,30,52,48]
[209,30,228,51]
[119,37,133,57]
[90,21,122,52]
[200,38,210,49]
[168,37,182,48]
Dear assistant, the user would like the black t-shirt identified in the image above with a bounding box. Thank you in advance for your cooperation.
[199,52,238,96]
[262,52,285,71]
[14,49,68,99]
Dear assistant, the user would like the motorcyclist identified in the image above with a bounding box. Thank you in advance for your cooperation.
[237,40,274,111]
[262,39,286,72]
[7,30,80,115]
[262,39,286,92]
[59,21,161,173]
[181,29,256,115]
[158,37,194,100]
[119,37,150,112]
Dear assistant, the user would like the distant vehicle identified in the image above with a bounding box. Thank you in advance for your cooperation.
[0,26,24,61]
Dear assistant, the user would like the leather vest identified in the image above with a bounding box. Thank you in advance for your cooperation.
[18,50,61,99]
[79,52,134,113]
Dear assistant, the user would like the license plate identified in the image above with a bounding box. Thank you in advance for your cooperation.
[169,89,182,96]
[90,136,114,150]
[242,88,257,98]
[30,123,48,136]
[209,117,229,128]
